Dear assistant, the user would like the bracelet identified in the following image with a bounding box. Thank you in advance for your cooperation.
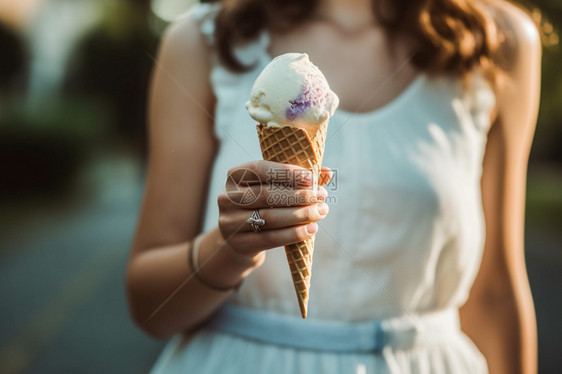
[188,233,242,292]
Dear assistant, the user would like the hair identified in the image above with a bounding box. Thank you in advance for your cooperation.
[213,0,503,83]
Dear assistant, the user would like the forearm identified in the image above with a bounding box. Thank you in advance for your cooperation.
[126,226,261,339]
[460,285,537,374]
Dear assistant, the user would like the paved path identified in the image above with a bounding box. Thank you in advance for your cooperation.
[0,155,164,374]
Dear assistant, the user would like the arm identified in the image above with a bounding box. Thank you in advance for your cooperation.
[125,17,261,339]
[459,4,541,374]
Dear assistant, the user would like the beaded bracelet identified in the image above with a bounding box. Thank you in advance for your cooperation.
[188,233,242,292]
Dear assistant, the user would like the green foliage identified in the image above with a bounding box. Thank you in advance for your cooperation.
[64,4,158,154]
[526,170,562,229]
[0,98,109,197]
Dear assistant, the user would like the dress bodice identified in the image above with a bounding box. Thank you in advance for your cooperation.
[193,3,496,321]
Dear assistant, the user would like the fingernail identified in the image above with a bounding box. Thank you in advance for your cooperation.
[317,187,327,202]
[317,203,329,216]
[297,171,313,185]
[319,172,332,186]
[306,223,318,235]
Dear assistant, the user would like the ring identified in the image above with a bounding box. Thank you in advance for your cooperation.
[247,210,266,232]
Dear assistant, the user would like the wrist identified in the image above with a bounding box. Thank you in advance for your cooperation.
[195,227,263,289]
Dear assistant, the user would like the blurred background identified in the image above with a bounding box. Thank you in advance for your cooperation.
[0,0,560,373]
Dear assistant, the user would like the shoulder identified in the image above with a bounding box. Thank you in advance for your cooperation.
[158,9,212,71]
[488,1,541,74]
[491,0,540,42]
[153,5,219,106]
[485,1,541,136]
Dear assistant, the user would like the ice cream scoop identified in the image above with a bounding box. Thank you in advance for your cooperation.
[246,53,339,132]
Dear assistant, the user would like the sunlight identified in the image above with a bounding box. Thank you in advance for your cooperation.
[356,363,367,374]
[151,0,199,22]
[0,0,44,29]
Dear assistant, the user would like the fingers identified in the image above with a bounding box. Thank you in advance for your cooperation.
[220,161,333,257]
[223,203,329,233]
[227,161,315,189]
[220,184,328,210]
[229,223,319,255]
[227,161,333,191]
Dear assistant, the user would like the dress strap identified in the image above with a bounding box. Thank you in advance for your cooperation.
[205,304,460,352]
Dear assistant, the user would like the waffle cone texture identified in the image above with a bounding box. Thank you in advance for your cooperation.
[256,123,327,318]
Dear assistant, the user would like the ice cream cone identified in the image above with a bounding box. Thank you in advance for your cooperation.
[256,122,328,318]
[246,53,338,318]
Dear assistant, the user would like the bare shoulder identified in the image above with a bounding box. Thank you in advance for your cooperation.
[154,11,214,104]
[486,0,542,137]
[488,0,542,74]
[161,13,208,59]
[147,9,217,158]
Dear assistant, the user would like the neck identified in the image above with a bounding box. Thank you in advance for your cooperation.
[315,0,376,31]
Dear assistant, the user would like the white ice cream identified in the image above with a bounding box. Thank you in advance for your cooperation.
[246,53,339,129]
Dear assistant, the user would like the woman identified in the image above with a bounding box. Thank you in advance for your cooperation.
[126,0,540,372]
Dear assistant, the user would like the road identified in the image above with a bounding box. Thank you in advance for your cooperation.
[0,154,560,373]
[0,155,164,374]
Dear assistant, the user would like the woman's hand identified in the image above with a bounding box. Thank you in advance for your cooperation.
[217,161,332,259]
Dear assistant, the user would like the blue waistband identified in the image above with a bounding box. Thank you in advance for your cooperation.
[205,304,459,353]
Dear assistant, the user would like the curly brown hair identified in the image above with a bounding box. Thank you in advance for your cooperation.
[213,0,503,82]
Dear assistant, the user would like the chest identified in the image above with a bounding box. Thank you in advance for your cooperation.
[268,24,420,114]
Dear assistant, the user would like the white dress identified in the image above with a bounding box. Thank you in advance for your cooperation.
[150,3,496,373]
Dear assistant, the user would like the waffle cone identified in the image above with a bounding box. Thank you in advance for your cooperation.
[256,123,328,318]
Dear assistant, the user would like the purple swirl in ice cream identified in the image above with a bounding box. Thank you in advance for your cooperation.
[287,95,312,121]
[286,79,330,121]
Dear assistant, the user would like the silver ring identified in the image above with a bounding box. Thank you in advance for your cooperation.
[247,210,266,232]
